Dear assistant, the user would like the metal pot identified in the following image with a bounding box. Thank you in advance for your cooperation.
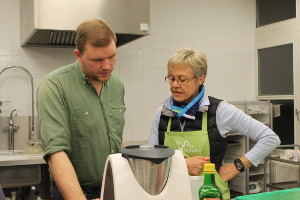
[120,145,175,195]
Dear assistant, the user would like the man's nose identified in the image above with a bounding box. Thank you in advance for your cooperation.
[101,59,111,69]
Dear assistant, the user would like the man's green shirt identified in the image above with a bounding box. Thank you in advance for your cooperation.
[37,61,125,188]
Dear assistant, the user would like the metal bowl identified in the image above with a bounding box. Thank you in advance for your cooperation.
[121,145,175,195]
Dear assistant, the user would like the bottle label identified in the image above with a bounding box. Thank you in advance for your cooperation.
[203,198,221,200]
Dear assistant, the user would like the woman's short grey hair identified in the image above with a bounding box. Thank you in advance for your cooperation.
[167,47,207,78]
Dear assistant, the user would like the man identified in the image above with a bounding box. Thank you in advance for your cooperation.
[37,19,125,200]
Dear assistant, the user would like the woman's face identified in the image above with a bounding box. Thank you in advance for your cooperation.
[168,64,205,104]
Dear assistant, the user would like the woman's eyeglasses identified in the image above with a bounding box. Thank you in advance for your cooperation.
[165,75,196,85]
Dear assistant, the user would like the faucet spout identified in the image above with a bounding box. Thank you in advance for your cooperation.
[0,66,35,142]
[10,109,17,125]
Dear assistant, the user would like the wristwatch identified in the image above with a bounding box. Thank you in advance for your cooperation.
[234,159,245,173]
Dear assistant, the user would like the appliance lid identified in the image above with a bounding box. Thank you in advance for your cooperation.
[121,145,175,164]
[20,0,150,47]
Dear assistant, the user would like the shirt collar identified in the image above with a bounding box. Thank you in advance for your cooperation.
[75,60,87,81]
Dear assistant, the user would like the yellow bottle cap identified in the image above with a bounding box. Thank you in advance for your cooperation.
[204,163,215,174]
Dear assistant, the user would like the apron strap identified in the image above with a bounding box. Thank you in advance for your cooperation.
[167,112,208,131]
[202,112,207,131]
[167,117,172,132]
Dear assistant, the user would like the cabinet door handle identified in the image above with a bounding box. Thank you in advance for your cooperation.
[296,109,300,121]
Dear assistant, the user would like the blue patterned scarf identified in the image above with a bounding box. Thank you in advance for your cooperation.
[171,85,205,120]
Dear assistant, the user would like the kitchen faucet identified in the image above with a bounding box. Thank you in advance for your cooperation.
[0,66,35,143]
[8,109,19,150]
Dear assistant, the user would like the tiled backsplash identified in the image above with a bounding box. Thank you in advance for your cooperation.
[0,46,256,148]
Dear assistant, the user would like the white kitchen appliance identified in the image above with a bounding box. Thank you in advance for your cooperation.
[249,180,263,194]
[100,145,193,200]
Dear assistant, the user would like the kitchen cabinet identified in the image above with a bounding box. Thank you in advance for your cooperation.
[224,100,273,196]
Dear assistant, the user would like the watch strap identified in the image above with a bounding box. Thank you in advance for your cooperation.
[234,158,245,173]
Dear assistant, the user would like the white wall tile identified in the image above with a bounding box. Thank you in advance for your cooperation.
[0,0,257,145]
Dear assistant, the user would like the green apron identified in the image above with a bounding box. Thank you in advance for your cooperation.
[164,112,230,200]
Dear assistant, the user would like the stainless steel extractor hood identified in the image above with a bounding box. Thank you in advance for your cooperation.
[20,0,150,47]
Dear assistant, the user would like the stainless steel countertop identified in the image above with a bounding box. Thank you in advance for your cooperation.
[0,154,46,166]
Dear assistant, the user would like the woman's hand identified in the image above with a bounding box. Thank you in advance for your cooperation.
[218,163,240,182]
[185,156,210,175]
[219,156,253,182]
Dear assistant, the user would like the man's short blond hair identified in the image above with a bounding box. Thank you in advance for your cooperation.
[75,19,117,53]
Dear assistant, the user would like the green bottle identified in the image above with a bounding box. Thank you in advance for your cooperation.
[199,163,222,200]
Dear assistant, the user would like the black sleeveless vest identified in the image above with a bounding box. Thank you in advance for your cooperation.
[158,96,228,172]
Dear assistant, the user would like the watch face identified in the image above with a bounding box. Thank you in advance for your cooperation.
[234,159,245,172]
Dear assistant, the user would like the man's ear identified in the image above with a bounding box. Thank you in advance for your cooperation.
[74,49,81,59]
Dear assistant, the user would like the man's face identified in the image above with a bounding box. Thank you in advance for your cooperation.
[74,41,117,83]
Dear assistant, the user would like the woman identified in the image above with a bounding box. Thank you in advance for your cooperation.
[148,47,280,199]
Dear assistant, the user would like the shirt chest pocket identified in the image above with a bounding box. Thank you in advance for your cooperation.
[72,107,104,138]
[102,104,125,135]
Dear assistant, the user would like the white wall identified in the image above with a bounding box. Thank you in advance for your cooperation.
[0,0,256,147]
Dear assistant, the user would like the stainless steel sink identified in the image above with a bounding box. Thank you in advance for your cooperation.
[0,150,46,188]
[0,150,25,156]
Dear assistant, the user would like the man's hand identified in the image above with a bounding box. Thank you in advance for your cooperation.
[185,156,210,175]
